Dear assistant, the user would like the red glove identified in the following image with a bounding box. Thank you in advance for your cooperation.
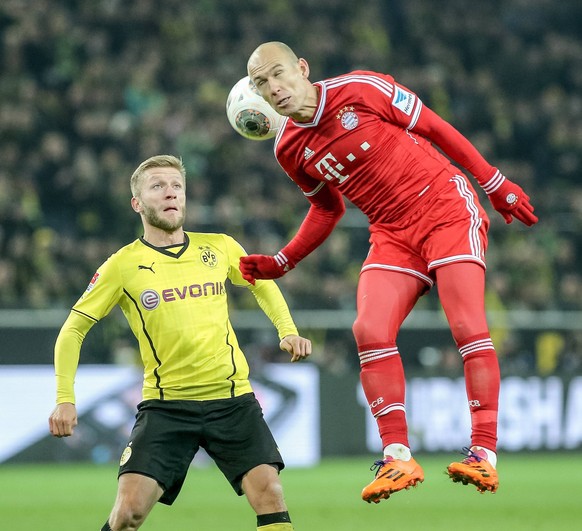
[239,252,295,285]
[485,177,538,226]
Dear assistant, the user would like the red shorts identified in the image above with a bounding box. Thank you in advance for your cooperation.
[362,175,490,287]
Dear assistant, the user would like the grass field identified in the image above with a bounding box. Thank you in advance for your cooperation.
[2,453,580,530]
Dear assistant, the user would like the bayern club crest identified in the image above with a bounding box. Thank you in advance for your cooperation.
[336,105,359,130]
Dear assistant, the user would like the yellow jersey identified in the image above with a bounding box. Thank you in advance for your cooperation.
[54,232,298,403]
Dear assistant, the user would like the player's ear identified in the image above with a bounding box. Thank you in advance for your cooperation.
[298,58,310,79]
[131,196,142,213]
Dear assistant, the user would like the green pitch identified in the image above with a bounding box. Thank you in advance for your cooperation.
[2,453,579,530]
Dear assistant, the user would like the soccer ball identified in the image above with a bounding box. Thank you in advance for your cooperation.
[226,76,285,141]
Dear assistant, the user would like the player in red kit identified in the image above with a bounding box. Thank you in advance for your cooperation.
[239,42,538,503]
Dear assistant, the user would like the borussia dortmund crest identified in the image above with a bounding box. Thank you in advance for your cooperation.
[199,246,218,268]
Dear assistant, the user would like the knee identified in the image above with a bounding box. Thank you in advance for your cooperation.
[448,319,485,344]
[448,320,468,342]
[259,477,285,506]
[352,317,371,344]
[244,467,287,514]
[353,317,394,346]
[108,505,147,531]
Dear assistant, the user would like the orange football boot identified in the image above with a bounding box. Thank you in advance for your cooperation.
[447,447,499,493]
[361,456,424,503]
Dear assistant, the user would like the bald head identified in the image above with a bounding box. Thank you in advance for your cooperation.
[247,41,299,76]
[246,41,317,121]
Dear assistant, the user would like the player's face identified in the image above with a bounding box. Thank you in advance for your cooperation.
[135,168,186,232]
[248,47,315,120]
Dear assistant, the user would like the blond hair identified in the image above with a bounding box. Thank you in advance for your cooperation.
[130,155,186,197]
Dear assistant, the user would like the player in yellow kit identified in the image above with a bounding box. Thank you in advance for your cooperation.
[48,154,311,531]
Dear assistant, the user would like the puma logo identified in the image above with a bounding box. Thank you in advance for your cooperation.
[138,262,155,273]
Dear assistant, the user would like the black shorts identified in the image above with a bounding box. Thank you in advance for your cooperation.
[118,393,284,505]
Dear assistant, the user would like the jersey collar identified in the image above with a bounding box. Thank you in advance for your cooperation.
[291,81,326,128]
[139,232,190,258]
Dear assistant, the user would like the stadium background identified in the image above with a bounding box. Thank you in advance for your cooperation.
[1,0,581,466]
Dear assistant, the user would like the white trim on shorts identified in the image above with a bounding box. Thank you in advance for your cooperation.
[360,263,434,287]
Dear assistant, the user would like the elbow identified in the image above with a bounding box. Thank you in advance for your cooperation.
[327,200,346,224]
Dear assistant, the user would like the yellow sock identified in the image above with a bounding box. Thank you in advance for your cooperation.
[257,524,293,530]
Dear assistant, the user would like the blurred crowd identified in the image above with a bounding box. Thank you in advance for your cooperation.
[1,1,581,372]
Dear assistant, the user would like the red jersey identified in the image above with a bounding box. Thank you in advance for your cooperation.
[274,70,478,225]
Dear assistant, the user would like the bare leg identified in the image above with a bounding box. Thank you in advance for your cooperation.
[107,473,163,531]
[242,464,288,515]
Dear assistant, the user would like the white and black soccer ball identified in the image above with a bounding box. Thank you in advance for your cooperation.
[226,76,285,141]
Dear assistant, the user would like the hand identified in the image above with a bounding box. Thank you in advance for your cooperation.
[49,402,78,438]
[487,179,538,226]
[239,253,294,284]
[280,334,312,362]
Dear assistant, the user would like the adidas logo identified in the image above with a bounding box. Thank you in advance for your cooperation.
[304,146,315,160]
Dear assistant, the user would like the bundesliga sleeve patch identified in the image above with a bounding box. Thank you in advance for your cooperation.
[392,86,416,116]
[85,272,100,292]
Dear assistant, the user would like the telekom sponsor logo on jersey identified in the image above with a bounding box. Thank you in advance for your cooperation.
[314,142,371,184]
[139,282,226,310]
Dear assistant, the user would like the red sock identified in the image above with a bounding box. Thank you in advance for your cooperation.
[359,343,409,448]
[458,333,500,452]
